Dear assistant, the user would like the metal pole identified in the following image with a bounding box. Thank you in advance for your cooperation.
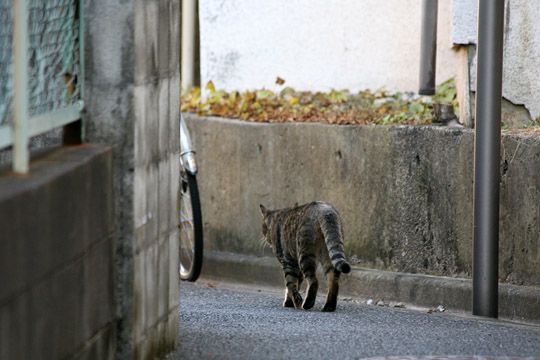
[418,0,438,95]
[13,0,29,174]
[473,0,505,318]
[181,0,196,92]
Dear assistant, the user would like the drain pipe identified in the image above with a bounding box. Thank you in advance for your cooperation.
[473,0,505,319]
[181,0,197,92]
[418,0,438,95]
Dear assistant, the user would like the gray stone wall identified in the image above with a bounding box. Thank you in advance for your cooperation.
[0,146,115,359]
[85,0,180,358]
[185,115,540,286]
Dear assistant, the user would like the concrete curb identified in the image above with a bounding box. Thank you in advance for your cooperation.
[200,251,540,325]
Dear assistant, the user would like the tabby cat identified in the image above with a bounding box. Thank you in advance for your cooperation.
[259,201,351,312]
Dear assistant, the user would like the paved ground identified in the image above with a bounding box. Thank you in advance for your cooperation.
[171,281,540,360]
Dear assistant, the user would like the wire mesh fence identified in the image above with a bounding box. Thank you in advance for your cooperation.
[0,0,82,126]
[0,0,83,172]
[0,2,12,126]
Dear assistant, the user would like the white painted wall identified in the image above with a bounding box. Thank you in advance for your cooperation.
[454,0,540,119]
[199,0,460,93]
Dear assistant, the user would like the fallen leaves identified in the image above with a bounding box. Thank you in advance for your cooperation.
[181,78,463,126]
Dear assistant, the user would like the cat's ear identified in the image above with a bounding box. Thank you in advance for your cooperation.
[259,204,268,217]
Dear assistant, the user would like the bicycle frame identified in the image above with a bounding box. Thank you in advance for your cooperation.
[180,114,197,175]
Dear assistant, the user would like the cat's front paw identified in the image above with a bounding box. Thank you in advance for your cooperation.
[283,297,294,308]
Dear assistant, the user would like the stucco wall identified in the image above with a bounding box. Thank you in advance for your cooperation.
[199,0,459,93]
[453,0,540,120]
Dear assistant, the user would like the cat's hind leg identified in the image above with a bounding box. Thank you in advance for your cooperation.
[299,253,318,310]
[322,268,340,312]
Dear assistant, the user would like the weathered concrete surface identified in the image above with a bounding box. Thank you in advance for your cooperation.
[0,145,115,359]
[201,251,540,324]
[132,1,180,359]
[84,1,136,357]
[185,114,540,287]
[453,0,540,120]
[85,0,180,358]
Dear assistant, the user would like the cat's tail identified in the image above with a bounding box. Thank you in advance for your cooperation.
[318,206,351,274]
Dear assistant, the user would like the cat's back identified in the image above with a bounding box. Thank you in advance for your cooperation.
[302,201,339,217]
[279,201,338,226]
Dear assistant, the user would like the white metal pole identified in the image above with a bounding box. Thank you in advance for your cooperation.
[13,0,29,174]
[181,0,196,92]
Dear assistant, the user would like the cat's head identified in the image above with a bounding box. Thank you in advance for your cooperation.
[259,204,274,246]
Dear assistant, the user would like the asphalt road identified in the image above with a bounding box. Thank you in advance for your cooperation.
[171,281,540,360]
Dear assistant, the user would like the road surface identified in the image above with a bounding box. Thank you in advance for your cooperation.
[170,281,540,360]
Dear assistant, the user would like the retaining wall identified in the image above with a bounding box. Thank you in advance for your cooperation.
[0,145,115,359]
[185,114,540,287]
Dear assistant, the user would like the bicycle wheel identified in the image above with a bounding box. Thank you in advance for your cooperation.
[179,169,203,281]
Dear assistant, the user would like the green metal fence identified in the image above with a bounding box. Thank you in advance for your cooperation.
[0,0,84,173]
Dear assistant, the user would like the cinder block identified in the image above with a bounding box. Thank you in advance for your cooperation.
[81,236,116,341]
[168,1,180,75]
[28,255,85,358]
[133,251,147,341]
[74,324,115,360]
[143,243,159,330]
[0,194,38,300]
[134,163,159,253]
[144,84,161,165]
[134,85,149,168]
[134,308,177,360]
[134,0,159,86]
[169,153,180,232]
[85,1,134,87]
[145,163,159,248]
[158,78,171,158]
[157,236,170,317]
[0,294,29,359]
[168,231,180,310]
[168,74,181,152]
[134,0,149,86]
[134,165,148,230]
[158,158,171,236]
[158,0,170,78]
[166,308,178,344]
[0,146,113,303]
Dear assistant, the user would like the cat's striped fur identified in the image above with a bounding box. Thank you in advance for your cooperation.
[259,201,351,312]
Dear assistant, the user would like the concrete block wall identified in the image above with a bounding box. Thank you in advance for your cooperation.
[185,115,540,287]
[133,0,180,357]
[0,146,115,359]
[85,0,180,358]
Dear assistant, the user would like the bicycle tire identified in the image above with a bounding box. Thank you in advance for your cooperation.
[179,172,204,282]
